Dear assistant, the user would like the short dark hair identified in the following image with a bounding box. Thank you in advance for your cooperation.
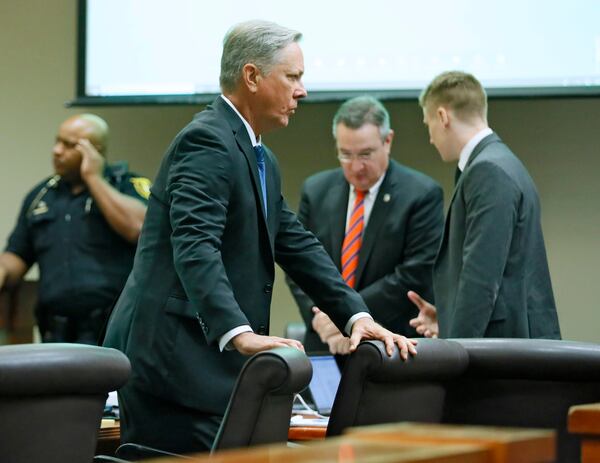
[332,96,391,141]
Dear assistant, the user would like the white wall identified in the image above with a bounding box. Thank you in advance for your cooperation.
[1,0,599,341]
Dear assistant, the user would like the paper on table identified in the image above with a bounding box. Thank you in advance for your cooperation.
[290,415,329,427]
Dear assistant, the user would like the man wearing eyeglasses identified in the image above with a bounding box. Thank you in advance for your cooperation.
[286,96,444,354]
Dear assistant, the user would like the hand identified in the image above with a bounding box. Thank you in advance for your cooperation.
[311,307,342,343]
[78,138,105,181]
[325,333,352,355]
[311,308,352,355]
[0,265,6,292]
[350,317,418,360]
[231,332,305,356]
[408,290,439,338]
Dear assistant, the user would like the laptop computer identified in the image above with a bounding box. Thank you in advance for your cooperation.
[305,354,342,416]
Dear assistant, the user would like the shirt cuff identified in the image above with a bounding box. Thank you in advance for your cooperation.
[345,312,373,335]
[218,325,253,352]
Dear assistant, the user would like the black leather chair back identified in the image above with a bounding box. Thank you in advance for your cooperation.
[444,339,600,463]
[0,343,130,463]
[211,346,312,451]
[327,339,468,436]
[327,338,600,463]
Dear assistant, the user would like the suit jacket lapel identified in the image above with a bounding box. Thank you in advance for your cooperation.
[355,165,395,285]
[215,97,273,246]
[263,149,278,244]
[446,132,500,214]
[465,132,500,168]
[436,132,501,266]
[329,180,350,270]
[439,172,462,257]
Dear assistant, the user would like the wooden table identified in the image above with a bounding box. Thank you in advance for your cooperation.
[97,417,327,453]
[346,422,556,463]
[287,415,327,441]
[97,419,121,456]
[568,402,600,463]
[98,421,555,463]
[143,437,489,463]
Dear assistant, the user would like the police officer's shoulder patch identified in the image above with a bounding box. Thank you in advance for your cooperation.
[130,177,151,199]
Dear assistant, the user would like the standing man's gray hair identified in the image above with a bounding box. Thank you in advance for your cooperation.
[219,20,302,93]
[332,96,391,142]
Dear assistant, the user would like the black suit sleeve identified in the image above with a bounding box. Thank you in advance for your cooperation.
[450,161,519,337]
[167,127,250,344]
[359,184,444,332]
[284,182,317,329]
[275,197,367,335]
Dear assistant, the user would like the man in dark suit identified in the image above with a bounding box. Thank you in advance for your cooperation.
[409,71,561,339]
[287,96,444,354]
[103,21,416,454]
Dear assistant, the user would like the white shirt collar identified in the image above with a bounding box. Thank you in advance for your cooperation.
[220,95,261,147]
[457,127,493,171]
[345,170,386,229]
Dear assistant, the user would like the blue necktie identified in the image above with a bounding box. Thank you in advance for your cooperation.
[253,144,268,216]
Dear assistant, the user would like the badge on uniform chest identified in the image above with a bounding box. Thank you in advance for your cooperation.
[31,200,49,216]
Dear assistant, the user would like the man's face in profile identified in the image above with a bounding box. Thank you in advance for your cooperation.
[253,42,307,133]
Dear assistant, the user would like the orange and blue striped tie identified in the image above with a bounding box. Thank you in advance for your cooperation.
[341,190,366,288]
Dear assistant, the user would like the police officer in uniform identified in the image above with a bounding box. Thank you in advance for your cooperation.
[0,114,149,344]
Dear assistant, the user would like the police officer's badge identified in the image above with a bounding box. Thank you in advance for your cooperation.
[32,200,49,216]
[130,177,151,200]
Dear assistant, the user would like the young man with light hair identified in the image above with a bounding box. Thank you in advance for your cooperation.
[409,71,561,340]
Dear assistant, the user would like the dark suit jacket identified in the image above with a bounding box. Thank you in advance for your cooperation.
[434,133,561,338]
[103,97,367,414]
[287,160,444,350]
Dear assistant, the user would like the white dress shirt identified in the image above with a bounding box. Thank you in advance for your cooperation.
[340,175,386,332]
[218,95,260,351]
[457,127,493,172]
[345,172,386,230]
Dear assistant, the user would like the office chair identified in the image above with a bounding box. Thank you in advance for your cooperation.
[0,343,130,463]
[213,345,312,450]
[327,338,468,436]
[327,338,600,463]
[445,338,600,463]
[97,346,312,460]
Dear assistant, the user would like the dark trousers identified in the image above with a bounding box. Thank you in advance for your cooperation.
[118,384,222,456]
[40,307,110,345]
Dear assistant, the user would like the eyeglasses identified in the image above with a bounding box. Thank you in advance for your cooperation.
[337,152,374,164]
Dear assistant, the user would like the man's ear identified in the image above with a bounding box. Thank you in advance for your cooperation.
[241,63,260,93]
[384,129,394,148]
[437,107,451,128]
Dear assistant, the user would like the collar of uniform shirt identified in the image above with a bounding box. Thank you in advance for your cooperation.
[221,94,262,147]
[457,127,493,172]
[345,170,387,230]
